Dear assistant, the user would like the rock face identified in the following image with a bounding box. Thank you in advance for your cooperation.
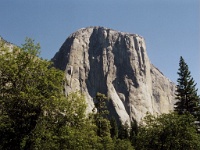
[52,27,176,124]
[0,36,16,52]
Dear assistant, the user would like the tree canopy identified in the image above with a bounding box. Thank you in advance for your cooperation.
[0,38,98,149]
[0,39,135,150]
[1,39,199,150]
[135,112,200,150]
[0,38,65,149]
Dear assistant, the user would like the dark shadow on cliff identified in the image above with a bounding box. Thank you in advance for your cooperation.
[86,28,108,98]
[112,35,139,115]
[51,36,75,71]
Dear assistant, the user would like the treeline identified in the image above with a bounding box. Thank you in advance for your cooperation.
[0,39,200,150]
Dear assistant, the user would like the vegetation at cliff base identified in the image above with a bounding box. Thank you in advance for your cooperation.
[135,112,200,150]
[0,39,199,150]
[0,39,134,150]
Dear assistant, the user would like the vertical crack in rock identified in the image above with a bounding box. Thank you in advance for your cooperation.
[86,28,108,98]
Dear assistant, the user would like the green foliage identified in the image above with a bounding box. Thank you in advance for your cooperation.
[0,39,135,150]
[110,117,118,139]
[135,112,200,150]
[89,93,136,150]
[175,56,200,117]
[114,139,135,150]
[93,93,110,136]
[0,38,100,150]
[118,121,130,140]
[130,119,138,146]
[95,93,109,116]
[93,93,114,149]
[0,38,65,149]
[3,39,199,150]
[32,92,100,150]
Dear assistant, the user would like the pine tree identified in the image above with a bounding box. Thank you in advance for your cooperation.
[110,117,118,139]
[94,93,110,137]
[93,93,114,149]
[118,121,129,140]
[174,56,200,118]
[130,119,138,146]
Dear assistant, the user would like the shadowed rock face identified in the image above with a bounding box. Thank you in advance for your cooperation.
[52,27,176,124]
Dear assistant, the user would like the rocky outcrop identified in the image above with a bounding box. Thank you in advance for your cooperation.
[52,27,176,124]
[0,36,16,52]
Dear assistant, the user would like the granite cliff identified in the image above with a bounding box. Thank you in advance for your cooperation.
[52,27,176,124]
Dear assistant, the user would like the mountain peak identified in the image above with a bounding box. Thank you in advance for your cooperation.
[52,27,176,124]
[70,26,143,39]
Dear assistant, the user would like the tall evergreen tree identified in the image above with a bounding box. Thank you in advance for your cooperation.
[118,121,129,140]
[94,93,110,137]
[174,56,200,118]
[110,117,118,139]
[130,119,138,146]
[93,93,114,149]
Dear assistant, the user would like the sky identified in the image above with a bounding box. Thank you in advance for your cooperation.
[0,0,200,93]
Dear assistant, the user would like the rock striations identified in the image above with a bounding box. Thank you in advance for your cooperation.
[52,27,176,124]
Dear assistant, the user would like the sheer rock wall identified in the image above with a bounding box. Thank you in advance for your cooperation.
[52,27,176,124]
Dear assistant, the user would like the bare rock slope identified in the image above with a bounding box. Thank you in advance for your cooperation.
[52,27,176,124]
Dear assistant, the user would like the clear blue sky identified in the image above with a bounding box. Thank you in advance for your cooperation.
[1,0,200,93]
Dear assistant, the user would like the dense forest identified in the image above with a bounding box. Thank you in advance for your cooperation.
[0,38,200,150]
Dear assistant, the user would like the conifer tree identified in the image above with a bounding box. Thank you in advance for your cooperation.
[118,121,129,140]
[110,117,118,139]
[174,56,200,118]
[93,93,114,149]
[130,119,138,146]
[94,93,110,137]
